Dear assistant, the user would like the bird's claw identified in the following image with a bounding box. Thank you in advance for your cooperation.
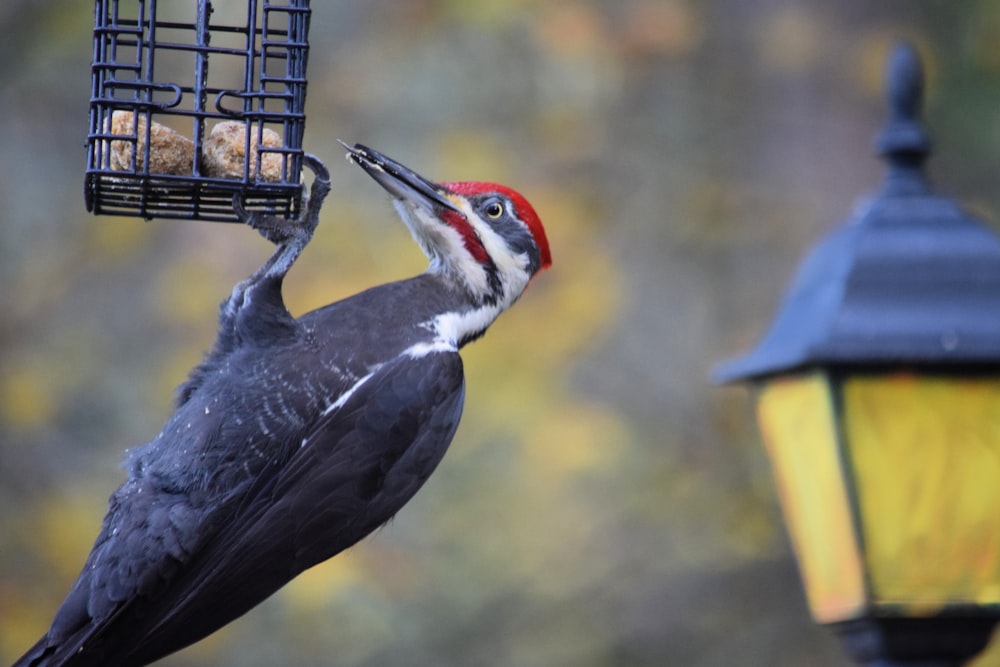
[233,153,331,246]
[303,153,331,190]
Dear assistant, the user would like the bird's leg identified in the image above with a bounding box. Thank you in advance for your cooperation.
[235,154,331,275]
[234,155,329,245]
[222,155,331,323]
[176,156,332,407]
[177,155,330,407]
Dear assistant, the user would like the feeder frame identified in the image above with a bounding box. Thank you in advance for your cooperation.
[86,0,313,222]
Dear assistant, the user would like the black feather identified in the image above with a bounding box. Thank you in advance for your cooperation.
[15,274,473,667]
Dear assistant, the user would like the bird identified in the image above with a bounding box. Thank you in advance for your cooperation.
[14,144,551,667]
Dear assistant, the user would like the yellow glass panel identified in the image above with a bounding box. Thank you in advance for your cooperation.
[756,374,867,622]
[844,374,1000,613]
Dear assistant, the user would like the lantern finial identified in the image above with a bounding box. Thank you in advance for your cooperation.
[876,42,931,191]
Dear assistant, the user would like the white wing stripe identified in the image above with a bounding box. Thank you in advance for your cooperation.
[319,368,378,418]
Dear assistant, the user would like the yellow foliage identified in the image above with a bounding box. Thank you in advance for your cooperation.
[439,0,536,27]
[523,402,626,478]
[525,255,619,361]
[0,364,56,430]
[154,258,232,329]
[284,549,368,612]
[28,491,105,581]
[286,228,426,316]
[0,612,45,665]
[430,129,518,183]
[471,439,618,599]
[154,342,210,406]
[531,109,610,164]
[85,216,153,264]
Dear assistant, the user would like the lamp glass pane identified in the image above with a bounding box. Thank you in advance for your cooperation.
[756,373,867,622]
[844,374,1000,612]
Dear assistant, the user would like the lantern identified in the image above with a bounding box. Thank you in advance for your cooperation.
[716,44,1000,665]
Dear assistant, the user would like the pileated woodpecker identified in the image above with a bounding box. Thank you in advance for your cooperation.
[15,144,551,667]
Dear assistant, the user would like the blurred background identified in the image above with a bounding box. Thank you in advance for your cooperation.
[3,0,1000,665]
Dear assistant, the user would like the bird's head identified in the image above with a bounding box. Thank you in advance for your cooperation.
[343,143,551,308]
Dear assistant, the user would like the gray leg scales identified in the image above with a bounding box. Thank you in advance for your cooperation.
[234,154,330,245]
[222,154,332,324]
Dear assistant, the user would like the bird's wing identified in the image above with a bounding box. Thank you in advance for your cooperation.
[23,348,465,667]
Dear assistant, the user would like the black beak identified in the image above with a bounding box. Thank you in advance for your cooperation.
[340,141,462,214]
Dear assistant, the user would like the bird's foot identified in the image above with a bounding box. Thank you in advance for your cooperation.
[233,154,332,246]
[219,155,332,336]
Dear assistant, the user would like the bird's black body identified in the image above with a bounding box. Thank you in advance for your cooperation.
[22,275,468,667]
[15,146,551,667]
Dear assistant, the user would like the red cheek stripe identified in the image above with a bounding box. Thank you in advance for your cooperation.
[442,210,491,265]
[443,181,551,270]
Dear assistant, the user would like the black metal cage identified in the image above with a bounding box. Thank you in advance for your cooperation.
[86,0,312,222]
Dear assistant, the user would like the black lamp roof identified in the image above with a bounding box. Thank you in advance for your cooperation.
[715,43,1000,383]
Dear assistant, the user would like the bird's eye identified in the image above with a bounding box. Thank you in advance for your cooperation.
[484,200,505,219]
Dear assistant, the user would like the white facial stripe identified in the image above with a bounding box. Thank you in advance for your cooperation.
[452,199,533,305]
[393,193,536,306]
[394,199,493,296]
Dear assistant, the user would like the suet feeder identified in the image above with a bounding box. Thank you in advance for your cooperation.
[716,44,1000,665]
[86,0,312,222]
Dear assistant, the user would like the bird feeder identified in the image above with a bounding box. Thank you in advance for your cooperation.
[716,44,1000,666]
[85,0,312,222]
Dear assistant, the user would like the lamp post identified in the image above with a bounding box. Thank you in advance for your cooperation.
[716,43,1000,666]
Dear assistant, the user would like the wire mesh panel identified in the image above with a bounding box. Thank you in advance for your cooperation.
[86,0,312,222]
